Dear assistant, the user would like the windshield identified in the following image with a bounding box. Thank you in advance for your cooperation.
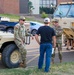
[53,4,71,17]
[67,4,74,17]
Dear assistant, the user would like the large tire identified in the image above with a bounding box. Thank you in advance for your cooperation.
[2,44,20,68]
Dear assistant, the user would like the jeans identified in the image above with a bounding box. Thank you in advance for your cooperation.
[38,43,52,72]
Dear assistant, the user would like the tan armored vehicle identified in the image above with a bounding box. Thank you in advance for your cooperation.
[0,23,30,68]
[52,2,74,39]
[0,31,20,68]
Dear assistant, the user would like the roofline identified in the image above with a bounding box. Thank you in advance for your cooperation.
[60,2,74,4]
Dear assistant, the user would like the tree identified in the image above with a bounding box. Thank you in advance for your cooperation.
[28,1,34,15]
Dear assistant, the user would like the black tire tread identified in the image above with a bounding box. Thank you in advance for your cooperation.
[2,44,19,68]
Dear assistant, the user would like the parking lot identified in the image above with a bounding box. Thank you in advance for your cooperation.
[0,37,74,69]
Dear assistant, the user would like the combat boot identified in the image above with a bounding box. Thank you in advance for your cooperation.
[19,61,26,68]
[60,60,62,63]
[23,60,27,68]
[52,58,54,64]
[66,48,70,50]
[71,47,73,50]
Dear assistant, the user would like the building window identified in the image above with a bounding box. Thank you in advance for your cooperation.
[40,0,56,8]
[39,0,56,14]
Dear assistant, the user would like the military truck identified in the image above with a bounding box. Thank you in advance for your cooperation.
[52,2,74,40]
[0,31,20,68]
[0,23,30,68]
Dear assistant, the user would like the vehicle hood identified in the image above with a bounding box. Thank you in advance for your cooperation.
[0,31,14,47]
[0,31,14,37]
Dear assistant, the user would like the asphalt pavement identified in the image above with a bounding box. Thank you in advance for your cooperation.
[0,38,74,69]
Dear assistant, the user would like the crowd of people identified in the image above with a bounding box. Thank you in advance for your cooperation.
[14,16,74,72]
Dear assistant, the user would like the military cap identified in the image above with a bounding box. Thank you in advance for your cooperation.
[19,16,25,20]
[52,19,59,23]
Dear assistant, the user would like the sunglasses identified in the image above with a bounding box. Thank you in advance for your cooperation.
[22,20,25,21]
[19,19,25,21]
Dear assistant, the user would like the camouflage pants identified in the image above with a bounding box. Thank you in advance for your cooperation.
[52,43,62,61]
[15,40,27,62]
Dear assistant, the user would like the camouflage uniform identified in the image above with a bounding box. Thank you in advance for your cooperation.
[52,25,62,63]
[14,23,26,64]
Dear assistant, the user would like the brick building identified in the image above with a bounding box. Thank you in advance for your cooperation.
[57,0,73,4]
[0,0,29,14]
[0,0,74,14]
[40,0,73,8]
[40,0,73,14]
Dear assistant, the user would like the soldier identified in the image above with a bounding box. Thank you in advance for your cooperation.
[52,19,63,64]
[66,38,74,50]
[14,16,26,68]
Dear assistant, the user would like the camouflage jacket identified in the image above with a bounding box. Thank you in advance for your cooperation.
[14,23,25,42]
[52,25,63,43]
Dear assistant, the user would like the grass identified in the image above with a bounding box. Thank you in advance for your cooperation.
[0,62,74,75]
[0,14,19,19]
[0,14,40,22]
[0,14,19,21]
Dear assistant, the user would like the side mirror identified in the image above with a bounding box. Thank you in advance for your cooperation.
[59,11,63,18]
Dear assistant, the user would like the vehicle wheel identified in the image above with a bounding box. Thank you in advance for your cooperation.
[6,28,14,33]
[31,29,37,36]
[2,44,20,68]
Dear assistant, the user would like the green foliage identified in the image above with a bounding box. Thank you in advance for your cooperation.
[0,14,36,21]
[41,12,48,18]
[0,62,74,75]
[40,7,55,14]
[0,14,20,19]
[28,1,34,9]
[28,1,34,15]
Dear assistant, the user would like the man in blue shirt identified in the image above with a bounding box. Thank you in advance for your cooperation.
[35,18,56,72]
